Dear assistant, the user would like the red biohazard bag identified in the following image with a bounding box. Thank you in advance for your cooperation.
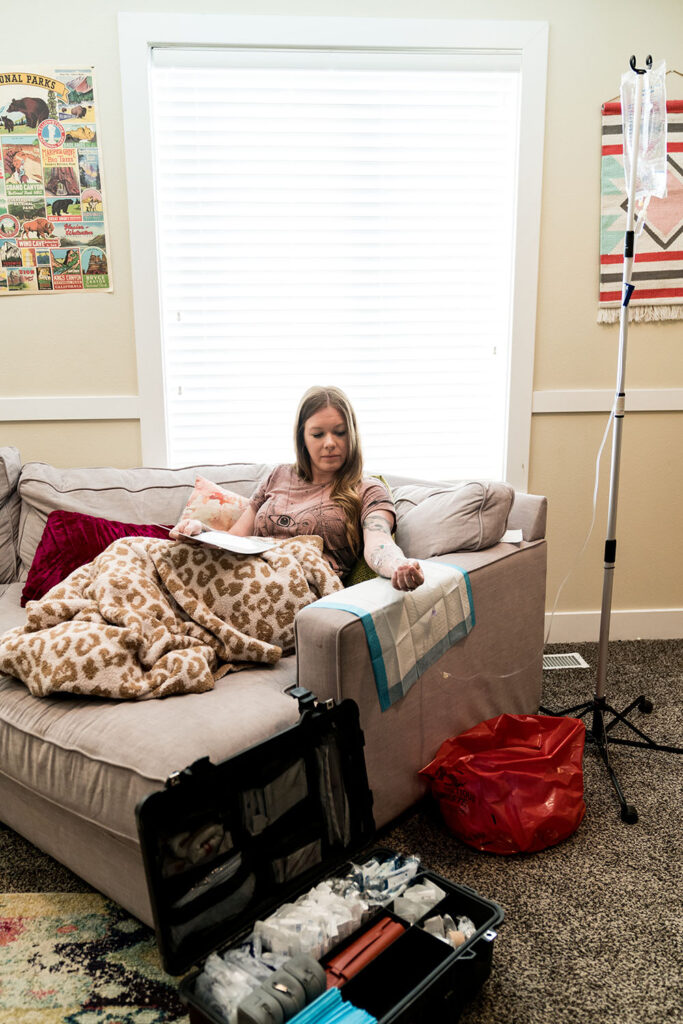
[420,714,586,854]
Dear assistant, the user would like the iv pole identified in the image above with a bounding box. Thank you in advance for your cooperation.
[543,56,683,824]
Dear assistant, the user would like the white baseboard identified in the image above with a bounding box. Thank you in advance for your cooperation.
[545,608,683,642]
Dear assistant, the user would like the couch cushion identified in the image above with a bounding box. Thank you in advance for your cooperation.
[507,491,547,543]
[394,481,514,558]
[17,462,273,574]
[0,583,25,636]
[0,657,299,844]
[0,448,21,585]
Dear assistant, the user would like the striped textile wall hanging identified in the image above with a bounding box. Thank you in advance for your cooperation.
[599,99,683,322]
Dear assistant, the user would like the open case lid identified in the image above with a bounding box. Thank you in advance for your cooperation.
[136,690,376,975]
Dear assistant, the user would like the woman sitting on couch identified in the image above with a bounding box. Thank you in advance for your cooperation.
[170,385,424,592]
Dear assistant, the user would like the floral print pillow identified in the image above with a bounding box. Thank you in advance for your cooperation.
[180,476,249,532]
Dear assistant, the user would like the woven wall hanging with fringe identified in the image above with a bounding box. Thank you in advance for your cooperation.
[599,89,683,323]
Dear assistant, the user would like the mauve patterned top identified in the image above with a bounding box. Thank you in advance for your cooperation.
[249,464,395,577]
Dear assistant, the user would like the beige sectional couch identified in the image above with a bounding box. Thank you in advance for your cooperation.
[0,449,547,926]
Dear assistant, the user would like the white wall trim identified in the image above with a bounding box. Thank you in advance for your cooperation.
[545,608,683,642]
[533,388,683,413]
[504,20,548,492]
[0,396,140,421]
[118,16,168,465]
[3,387,676,423]
[118,12,548,473]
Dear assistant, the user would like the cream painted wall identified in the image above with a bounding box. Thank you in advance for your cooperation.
[1,0,681,636]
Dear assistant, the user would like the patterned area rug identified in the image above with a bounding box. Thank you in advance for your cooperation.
[0,893,189,1023]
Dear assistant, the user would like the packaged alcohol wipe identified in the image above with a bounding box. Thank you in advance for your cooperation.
[392,879,446,923]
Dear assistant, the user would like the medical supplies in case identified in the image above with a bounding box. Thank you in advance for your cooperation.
[136,688,503,1024]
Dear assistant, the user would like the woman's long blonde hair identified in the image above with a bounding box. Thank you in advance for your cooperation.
[294,386,364,557]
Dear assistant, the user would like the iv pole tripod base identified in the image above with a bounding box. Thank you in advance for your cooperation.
[539,692,683,825]
[539,692,683,753]
[590,698,638,825]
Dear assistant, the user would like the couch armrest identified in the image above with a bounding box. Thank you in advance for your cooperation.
[295,604,357,705]
[294,540,547,828]
[507,492,547,542]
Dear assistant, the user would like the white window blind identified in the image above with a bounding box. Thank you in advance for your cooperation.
[150,49,520,479]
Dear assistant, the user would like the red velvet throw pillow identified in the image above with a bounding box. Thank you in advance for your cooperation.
[21,510,172,607]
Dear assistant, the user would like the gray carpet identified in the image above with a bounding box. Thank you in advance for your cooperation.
[2,640,681,1024]
[384,640,683,1024]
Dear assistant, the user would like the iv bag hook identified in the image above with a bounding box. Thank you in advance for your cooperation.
[629,55,652,74]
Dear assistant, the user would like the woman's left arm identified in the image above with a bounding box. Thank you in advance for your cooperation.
[362,511,424,591]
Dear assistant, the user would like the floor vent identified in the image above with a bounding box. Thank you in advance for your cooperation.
[543,652,590,670]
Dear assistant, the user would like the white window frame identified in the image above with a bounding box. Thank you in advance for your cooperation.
[118,14,547,490]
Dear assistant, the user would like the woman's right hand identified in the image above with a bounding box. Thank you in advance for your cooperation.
[168,518,204,540]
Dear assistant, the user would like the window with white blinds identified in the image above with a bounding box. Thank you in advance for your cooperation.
[149,48,521,479]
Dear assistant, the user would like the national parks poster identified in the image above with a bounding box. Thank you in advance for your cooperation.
[0,69,111,294]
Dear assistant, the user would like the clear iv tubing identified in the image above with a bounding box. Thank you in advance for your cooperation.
[544,401,616,646]
[431,400,617,687]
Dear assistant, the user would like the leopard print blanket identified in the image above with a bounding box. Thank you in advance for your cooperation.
[0,535,342,700]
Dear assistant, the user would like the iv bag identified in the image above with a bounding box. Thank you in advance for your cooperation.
[620,59,667,200]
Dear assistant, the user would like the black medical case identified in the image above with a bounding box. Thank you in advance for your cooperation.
[136,688,504,1024]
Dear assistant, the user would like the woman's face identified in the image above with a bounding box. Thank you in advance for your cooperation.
[303,405,349,483]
